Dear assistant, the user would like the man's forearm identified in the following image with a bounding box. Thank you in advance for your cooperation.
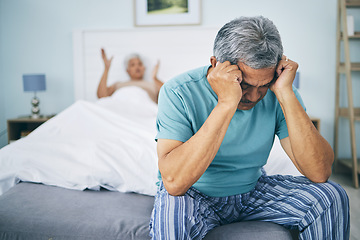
[276,90,334,182]
[159,102,237,196]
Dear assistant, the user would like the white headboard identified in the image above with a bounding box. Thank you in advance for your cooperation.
[73,27,219,102]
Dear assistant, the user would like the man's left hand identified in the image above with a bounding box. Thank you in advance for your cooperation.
[270,55,298,95]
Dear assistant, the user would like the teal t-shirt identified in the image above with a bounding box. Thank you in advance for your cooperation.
[156,65,305,197]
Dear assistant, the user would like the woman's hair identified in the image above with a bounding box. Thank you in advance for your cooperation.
[213,16,283,69]
[124,53,143,69]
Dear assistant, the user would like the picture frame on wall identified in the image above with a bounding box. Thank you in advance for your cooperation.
[134,0,201,26]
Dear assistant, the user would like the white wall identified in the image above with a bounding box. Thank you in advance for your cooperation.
[1,0,358,158]
[0,0,7,145]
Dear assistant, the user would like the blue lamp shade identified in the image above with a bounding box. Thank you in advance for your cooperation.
[293,72,300,89]
[23,74,46,92]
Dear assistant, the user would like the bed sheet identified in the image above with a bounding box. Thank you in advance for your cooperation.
[0,182,155,240]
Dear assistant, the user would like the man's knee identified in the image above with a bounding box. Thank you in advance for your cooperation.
[302,181,350,239]
[150,188,196,239]
[306,180,350,229]
[321,180,349,210]
[150,185,217,240]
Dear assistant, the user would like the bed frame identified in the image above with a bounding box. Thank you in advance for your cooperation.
[0,182,297,239]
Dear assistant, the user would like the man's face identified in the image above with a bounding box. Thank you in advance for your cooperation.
[237,62,276,110]
[127,58,145,80]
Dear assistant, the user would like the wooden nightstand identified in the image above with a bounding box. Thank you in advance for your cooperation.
[7,117,51,143]
[310,117,320,131]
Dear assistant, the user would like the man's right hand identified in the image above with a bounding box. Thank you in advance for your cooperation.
[207,60,243,109]
[101,48,113,70]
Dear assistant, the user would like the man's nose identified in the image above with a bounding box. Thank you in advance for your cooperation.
[244,87,260,102]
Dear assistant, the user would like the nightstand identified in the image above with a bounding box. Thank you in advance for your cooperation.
[310,117,320,131]
[7,117,51,143]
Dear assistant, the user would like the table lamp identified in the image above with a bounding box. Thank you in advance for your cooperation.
[293,72,300,89]
[23,74,46,119]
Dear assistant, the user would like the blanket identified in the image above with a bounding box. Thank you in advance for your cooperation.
[0,87,159,196]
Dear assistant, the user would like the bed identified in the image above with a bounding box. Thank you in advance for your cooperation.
[0,87,300,239]
[0,28,301,239]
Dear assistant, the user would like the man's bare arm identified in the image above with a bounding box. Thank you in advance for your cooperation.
[158,60,242,196]
[158,102,237,196]
[272,57,333,182]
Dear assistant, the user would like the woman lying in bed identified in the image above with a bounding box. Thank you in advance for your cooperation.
[97,48,163,103]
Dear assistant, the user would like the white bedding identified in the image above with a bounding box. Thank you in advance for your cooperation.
[0,86,301,197]
[0,87,159,196]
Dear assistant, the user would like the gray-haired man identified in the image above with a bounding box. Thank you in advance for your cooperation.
[150,16,349,239]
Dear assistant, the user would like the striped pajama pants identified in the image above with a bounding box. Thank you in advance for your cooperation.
[149,174,350,240]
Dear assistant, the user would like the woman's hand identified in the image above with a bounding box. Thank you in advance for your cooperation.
[101,48,113,70]
[152,60,163,89]
[152,60,160,80]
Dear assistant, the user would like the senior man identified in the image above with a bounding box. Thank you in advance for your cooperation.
[150,16,349,240]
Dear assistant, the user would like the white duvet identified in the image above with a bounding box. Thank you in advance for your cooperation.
[0,87,159,196]
[0,86,301,197]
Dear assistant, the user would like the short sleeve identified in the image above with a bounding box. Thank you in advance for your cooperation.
[275,87,306,140]
[155,85,194,142]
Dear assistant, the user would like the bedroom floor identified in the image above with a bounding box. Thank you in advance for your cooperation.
[329,171,360,240]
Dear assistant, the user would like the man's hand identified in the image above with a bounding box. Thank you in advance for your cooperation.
[101,48,113,70]
[270,55,298,95]
[207,61,243,108]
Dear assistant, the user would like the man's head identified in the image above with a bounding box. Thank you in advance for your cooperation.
[212,16,283,110]
[124,53,145,81]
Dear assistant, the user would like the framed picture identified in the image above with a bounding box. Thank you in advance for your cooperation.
[134,0,201,26]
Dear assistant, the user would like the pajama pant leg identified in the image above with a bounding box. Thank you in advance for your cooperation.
[149,182,223,240]
[241,175,350,240]
[149,175,349,240]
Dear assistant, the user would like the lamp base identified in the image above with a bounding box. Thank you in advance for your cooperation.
[31,96,40,119]
[31,113,40,119]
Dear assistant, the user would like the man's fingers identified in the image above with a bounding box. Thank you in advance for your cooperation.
[225,65,241,73]
[215,60,232,69]
[281,55,288,61]
[213,61,242,82]
[214,61,239,73]
[277,59,297,73]
[276,61,285,75]
[235,73,242,83]
[232,70,242,83]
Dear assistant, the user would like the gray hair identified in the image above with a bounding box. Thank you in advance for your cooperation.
[123,53,143,69]
[213,16,283,69]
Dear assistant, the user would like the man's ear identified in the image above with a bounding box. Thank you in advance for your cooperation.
[210,56,217,68]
